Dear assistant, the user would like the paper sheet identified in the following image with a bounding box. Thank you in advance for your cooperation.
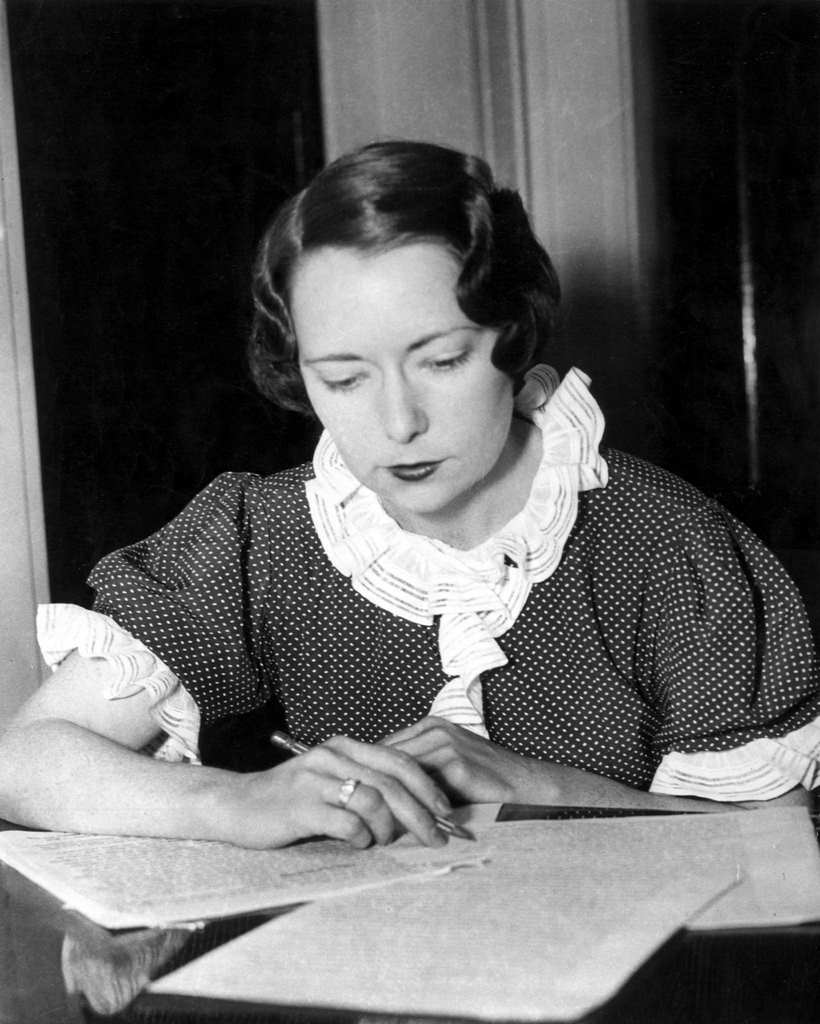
[460,806,820,930]
[0,829,483,929]
[150,813,752,1022]
[687,805,820,929]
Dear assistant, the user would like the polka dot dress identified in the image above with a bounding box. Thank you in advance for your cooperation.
[89,448,820,790]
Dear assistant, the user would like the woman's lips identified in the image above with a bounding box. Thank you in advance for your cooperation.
[388,461,441,481]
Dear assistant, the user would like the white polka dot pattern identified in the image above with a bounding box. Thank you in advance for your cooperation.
[88,449,820,790]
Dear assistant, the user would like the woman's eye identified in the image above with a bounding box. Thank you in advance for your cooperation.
[323,375,364,392]
[429,351,471,372]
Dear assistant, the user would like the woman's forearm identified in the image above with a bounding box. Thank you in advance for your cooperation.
[0,718,235,839]
[514,757,808,812]
[0,720,453,849]
[384,718,806,811]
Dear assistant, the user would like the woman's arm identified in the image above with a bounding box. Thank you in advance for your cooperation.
[0,653,451,848]
[383,717,812,812]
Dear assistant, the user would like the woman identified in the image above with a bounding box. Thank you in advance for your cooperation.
[1,141,818,850]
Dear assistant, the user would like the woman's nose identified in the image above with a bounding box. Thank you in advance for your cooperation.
[381,377,428,443]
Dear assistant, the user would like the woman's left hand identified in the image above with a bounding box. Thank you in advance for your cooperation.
[382,716,548,804]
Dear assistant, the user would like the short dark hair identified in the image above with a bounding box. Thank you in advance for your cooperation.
[248,140,561,415]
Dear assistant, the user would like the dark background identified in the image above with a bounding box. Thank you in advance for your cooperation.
[6,0,820,622]
[649,0,820,558]
[7,0,324,607]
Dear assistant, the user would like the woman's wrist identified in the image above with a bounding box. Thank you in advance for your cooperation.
[191,763,314,849]
[511,758,670,807]
[506,756,566,805]
[184,765,257,843]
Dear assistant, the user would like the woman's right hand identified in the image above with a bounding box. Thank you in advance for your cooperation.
[0,654,449,850]
[212,735,452,850]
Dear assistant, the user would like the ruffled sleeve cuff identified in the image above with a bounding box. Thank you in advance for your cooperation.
[650,719,820,801]
[36,604,202,764]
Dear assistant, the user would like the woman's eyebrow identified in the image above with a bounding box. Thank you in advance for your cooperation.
[406,327,473,353]
[301,326,475,365]
[301,353,365,365]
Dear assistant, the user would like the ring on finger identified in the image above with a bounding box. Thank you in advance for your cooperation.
[337,777,360,809]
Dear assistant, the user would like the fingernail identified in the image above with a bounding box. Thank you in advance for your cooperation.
[435,796,451,815]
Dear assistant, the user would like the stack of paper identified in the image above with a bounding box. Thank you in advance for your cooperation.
[148,807,820,1021]
[3,806,819,1021]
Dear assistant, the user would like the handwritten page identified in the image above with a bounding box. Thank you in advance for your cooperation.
[0,830,482,929]
[150,813,743,1022]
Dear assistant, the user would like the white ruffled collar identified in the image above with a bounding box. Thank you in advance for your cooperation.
[304,365,608,736]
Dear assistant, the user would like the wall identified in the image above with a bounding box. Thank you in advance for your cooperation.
[318,0,483,159]
[7,0,325,612]
[0,2,49,726]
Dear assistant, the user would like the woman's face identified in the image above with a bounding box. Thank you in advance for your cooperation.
[291,242,520,540]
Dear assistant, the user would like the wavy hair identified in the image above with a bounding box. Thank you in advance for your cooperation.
[248,140,560,415]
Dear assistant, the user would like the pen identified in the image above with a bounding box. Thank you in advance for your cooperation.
[270,730,475,840]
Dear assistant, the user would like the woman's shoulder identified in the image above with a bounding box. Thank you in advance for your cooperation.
[181,461,316,524]
[90,460,323,591]
[577,448,793,583]
[585,447,719,524]
[202,460,314,498]
[101,462,320,568]
[574,447,766,566]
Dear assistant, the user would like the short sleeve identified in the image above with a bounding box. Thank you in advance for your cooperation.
[651,719,820,800]
[88,472,276,725]
[640,497,820,771]
[36,603,201,762]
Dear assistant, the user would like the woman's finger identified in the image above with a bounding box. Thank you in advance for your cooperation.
[309,741,448,846]
[323,776,396,846]
[271,758,396,847]
[388,727,457,761]
[324,736,452,812]
[312,803,374,849]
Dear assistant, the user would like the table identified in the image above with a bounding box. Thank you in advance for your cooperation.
[3,813,820,1024]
